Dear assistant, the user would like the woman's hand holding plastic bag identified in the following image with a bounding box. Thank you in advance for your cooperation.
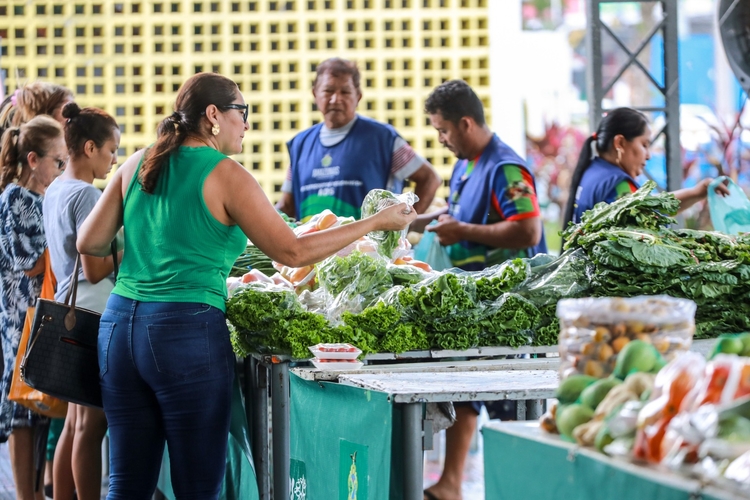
[360,189,419,258]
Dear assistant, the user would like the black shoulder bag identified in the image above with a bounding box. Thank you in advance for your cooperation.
[20,241,119,408]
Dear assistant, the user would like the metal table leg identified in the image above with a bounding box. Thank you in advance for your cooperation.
[271,361,290,500]
[525,399,545,420]
[402,402,423,500]
[249,357,271,500]
[517,399,545,421]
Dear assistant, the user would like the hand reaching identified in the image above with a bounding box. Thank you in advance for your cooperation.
[372,202,418,231]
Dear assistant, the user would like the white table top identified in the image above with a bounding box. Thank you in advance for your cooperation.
[335,369,559,404]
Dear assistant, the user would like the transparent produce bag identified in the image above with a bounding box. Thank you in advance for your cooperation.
[514,248,594,307]
[316,250,393,321]
[360,189,419,259]
[556,296,696,380]
[412,221,452,271]
[708,176,750,235]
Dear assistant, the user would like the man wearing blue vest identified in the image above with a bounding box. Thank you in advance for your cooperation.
[276,57,441,221]
[421,80,547,500]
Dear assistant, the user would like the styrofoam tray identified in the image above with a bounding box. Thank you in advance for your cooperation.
[311,358,364,371]
[308,343,362,360]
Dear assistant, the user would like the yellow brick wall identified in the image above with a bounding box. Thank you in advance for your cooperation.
[0,0,489,202]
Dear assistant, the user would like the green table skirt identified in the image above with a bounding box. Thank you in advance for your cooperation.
[483,422,744,500]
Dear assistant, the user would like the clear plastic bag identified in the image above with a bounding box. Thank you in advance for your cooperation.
[360,189,419,259]
[316,250,393,322]
[514,248,594,307]
[412,221,453,271]
[557,296,696,380]
[634,352,706,463]
[708,176,750,235]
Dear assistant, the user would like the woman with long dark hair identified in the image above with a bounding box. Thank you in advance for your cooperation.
[562,107,727,232]
[76,72,416,499]
[44,103,120,500]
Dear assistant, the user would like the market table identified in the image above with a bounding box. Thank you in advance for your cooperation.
[290,367,558,500]
[483,421,748,500]
[245,338,715,500]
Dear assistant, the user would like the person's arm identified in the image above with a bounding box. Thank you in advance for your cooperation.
[275,192,296,219]
[428,163,542,248]
[78,150,143,257]
[407,163,442,215]
[672,178,730,213]
[23,256,45,278]
[81,253,120,284]
[427,214,542,249]
[219,160,416,268]
[410,205,448,233]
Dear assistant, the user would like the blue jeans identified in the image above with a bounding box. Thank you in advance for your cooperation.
[99,294,235,500]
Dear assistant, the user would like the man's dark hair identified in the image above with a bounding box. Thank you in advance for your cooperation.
[424,80,485,126]
[313,58,361,91]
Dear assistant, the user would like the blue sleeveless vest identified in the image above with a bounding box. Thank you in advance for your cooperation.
[447,135,547,271]
[287,115,399,221]
[573,157,639,224]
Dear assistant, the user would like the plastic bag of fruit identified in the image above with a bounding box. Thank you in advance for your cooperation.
[633,352,705,463]
[556,296,696,381]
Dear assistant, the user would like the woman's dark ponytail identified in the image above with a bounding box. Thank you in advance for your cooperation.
[562,135,597,232]
[139,73,238,194]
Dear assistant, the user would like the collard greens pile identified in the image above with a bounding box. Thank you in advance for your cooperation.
[227,181,750,357]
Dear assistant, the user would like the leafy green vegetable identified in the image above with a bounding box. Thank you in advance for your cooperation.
[562,181,679,250]
[342,302,428,354]
[226,285,339,359]
[478,293,539,348]
[475,258,529,302]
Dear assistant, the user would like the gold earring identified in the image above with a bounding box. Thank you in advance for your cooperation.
[616,148,623,165]
[211,123,220,136]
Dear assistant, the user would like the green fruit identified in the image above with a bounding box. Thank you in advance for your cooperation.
[613,340,659,379]
[580,378,622,410]
[556,404,594,438]
[595,426,614,453]
[739,334,750,357]
[556,375,598,405]
[716,336,744,356]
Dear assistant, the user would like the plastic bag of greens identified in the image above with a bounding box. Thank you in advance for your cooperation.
[397,271,484,351]
[513,248,594,307]
[360,189,419,259]
[412,221,453,271]
[316,250,393,321]
[708,176,750,235]
[477,292,538,348]
[467,258,530,303]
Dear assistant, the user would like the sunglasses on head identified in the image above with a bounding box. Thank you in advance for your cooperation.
[221,104,249,123]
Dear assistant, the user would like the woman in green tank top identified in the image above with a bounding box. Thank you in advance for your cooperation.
[76,72,417,499]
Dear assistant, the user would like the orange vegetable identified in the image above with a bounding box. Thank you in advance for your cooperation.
[289,266,314,284]
[408,260,432,272]
[316,212,338,230]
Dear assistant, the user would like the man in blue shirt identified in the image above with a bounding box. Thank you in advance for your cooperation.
[276,58,441,221]
[420,80,546,500]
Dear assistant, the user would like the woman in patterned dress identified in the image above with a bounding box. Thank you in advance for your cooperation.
[0,115,67,500]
